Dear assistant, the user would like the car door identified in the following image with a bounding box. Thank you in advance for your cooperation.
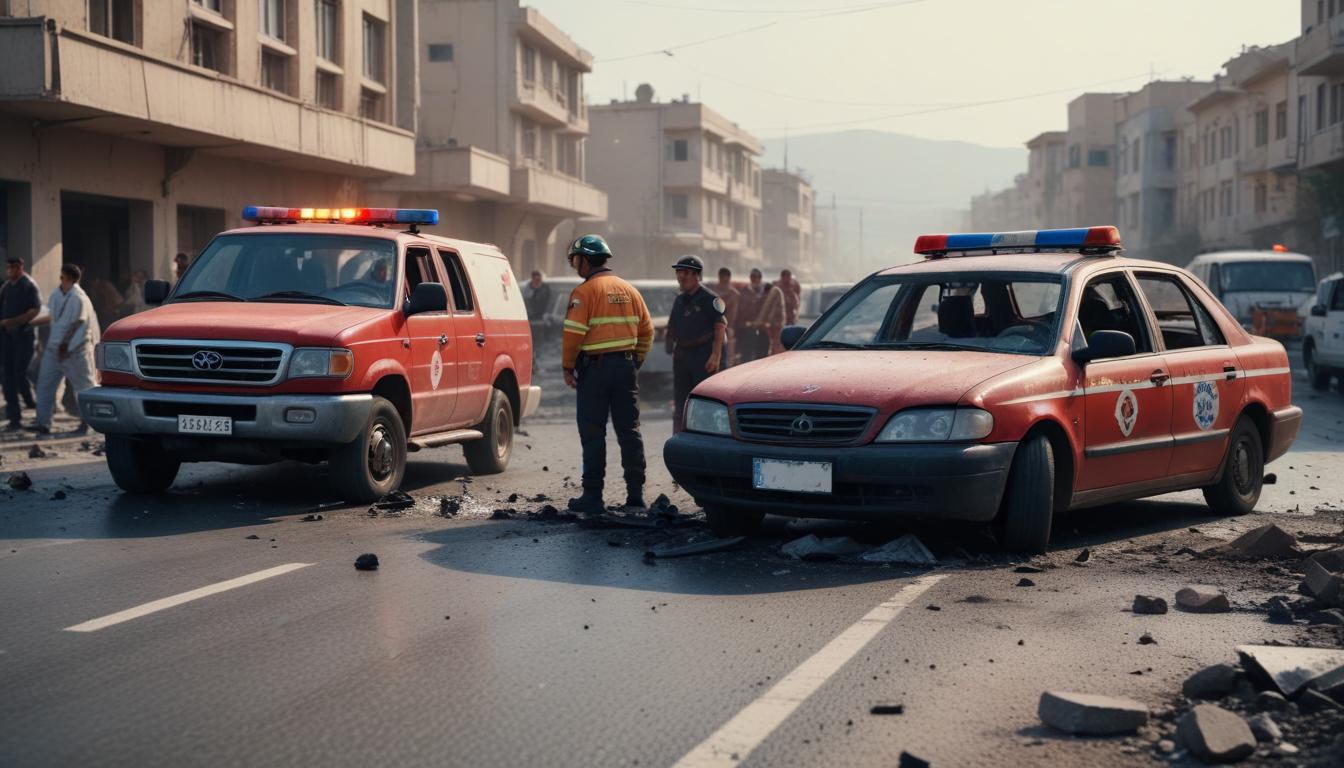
[1325,279,1344,366]
[1133,271,1245,478]
[404,246,457,435]
[437,248,489,427]
[1076,270,1175,490]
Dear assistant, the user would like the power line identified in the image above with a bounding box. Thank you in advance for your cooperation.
[622,0,925,13]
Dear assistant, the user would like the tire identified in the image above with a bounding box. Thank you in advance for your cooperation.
[330,396,407,504]
[105,435,181,494]
[1202,416,1264,516]
[1305,343,1331,391]
[463,388,513,475]
[1000,434,1055,554]
[704,503,764,537]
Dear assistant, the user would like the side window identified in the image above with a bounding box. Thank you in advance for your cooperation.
[1134,273,1224,350]
[405,247,438,293]
[1331,280,1344,311]
[1077,273,1153,355]
[439,250,475,312]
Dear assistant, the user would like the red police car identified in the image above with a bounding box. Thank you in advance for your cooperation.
[664,226,1301,552]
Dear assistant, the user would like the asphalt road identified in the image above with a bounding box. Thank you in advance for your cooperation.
[3,368,1344,767]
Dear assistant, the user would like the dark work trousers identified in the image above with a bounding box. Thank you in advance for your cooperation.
[576,352,646,494]
[1,329,36,424]
[672,346,713,433]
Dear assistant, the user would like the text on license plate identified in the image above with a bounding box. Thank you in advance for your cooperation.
[177,415,233,435]
[752,458,832,494]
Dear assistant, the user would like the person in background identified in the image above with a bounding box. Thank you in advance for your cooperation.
[0,256,41,429]
[734,269,765,364]
[715,267,740,369]
[29,264,99,436]
[120,269,149,316]
[524,270,554,354]
[174,252,190,283]
[86,274,122,330]
[666,256,726,433]
[778,268,802,327]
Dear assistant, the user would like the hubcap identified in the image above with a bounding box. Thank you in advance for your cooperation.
[1231,437,1255,496]
[368,423,394,481]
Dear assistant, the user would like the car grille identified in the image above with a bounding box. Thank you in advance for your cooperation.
[133,341,289,386]
[733,404,876,444]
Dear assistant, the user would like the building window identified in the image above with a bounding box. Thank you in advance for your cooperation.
[666,194,689,221]
[1163,133,1176,170]
[88,0,136,45]
[1218,182,1233,218]
[261,50,288,93]
[1319,84,1327,131]
[1334,84,1344,125]
[1255,183,1268,214]
[316,71,340,109]
[1086,149,1108,167]
[522,45,536,82]
[316,0,339,62]
[1067,144,1080,168]
[1255,109,1269,147]
[260,0,285,41]
[362,15,386,83]
[190,22,225,73]
[428,44,454,62]
[667,139,688,162]
[359,89,384,121]
[192,0,221,11]
[1131,138,1141,173]
[1275,101,1288,140]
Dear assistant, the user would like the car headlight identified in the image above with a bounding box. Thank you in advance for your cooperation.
[875,407,994,442]
[288,348,354,379]
[685,397,731,436]
[97,342,134,373]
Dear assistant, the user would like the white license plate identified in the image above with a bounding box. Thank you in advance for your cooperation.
[752,458,832,494]
[177,415,233,435]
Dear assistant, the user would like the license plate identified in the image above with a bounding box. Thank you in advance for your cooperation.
[752,458,832,494]
[177,415,233,435]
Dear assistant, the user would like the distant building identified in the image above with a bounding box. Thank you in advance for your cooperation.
[1062,93,1122,227]
[1025,131,1067,229]
[588,85,763,277]
[380,0,606,276]
[969,174,1029,232]
[1293,0,1344,271]
[0,0,417,296]
[761,169,816,279]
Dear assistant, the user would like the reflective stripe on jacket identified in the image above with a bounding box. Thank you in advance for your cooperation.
[562,270,654,369]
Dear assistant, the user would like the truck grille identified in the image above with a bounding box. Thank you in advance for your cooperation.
[133,340,289,386]
[733,404,876,444]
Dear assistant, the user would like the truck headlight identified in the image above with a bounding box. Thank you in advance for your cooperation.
[875,407,994,442]
[97,342,134,373]
[685,397,731,436]
[288,348,354,379]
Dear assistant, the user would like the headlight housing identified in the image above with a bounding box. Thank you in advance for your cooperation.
[685,397,731,436]
[875,407,994,442]
[288,348,354,379]
[96,342,134,373]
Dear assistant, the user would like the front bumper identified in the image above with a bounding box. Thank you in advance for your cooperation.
[77,387,372,444]
[663,432,1018,522]
[520,385,542,419]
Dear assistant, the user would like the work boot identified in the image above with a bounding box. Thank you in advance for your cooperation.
[624,490,646,510]
[567,489,605,516]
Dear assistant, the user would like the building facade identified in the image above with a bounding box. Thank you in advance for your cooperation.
[1024,131,1066,230]
[761,168,815,279]
[588,85,763,278]
[1062,92,1121,227]
[1294,0,1344,272]
[969,174,1029,232]
[0,0,417,320]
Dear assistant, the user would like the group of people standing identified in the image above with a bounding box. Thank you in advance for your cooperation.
[708,266,803,367]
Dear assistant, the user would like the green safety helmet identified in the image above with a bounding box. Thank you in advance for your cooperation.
[568,234,613,259]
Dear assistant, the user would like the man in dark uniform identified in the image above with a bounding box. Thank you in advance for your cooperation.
[666,256,726,433]
[1,256,42,430]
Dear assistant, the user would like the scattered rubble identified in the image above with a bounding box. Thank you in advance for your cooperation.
[1138,632,1157,645]
[645,536,744,559]
[7,472,32,490]
[1237,644,1344,699]
[1182,663,1241,700]
[1074,548,1090,563]
[1133,595,1168,615]
[897,752,930,768]
[860,534,936,565]
[1303,559,1343,605]
[781,535,867,561]
[490,509,514,520]
[245,534,260,540]
[300,513,323,522]
[1245,712,1281,743]
[869,704,904,715]
[1177,704,1256,763]
[49,490,66,501]
[27,444,51,459]
[1015,578,1035,587]
[354,553,379,571]
[1038,691,1149,735]
[368,490,415,515]
[1175,585,1231,613]
[439,497,461,517]
[1203,523,1300,560]
[1266,595,1295,624]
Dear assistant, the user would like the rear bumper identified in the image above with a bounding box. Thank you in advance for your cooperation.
[663,432,1017,522]
[1267,405,1302,463]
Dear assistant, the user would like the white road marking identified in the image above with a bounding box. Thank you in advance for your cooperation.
[64,562,314,633]
[673,574,945,767]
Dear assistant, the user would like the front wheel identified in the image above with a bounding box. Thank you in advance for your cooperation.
[1202,416,1263,516]
[1305,344,1331,391]
[330,396,406,504]
[704,504,764,537]
[463,388,514,475]
[106,435,181,493]
[1000,434,1055,554]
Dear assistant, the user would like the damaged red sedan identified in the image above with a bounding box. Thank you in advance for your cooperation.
[663,227,1302,552]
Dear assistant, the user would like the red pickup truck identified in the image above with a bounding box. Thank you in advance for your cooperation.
[78,206,540,503]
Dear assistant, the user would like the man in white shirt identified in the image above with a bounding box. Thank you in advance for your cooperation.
[30,264,99,435]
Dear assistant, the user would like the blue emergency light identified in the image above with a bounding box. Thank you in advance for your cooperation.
[914,226,1121,257]
[242,206,440,226]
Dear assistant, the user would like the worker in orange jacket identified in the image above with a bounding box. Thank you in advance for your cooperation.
[562,234,654,514]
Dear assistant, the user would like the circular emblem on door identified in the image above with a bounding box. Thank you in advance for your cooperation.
[430,350,443,390]
[1193,380,1219,431]
[790,414,814,435]
[191,350,223,371]
[1115,388,1139,437]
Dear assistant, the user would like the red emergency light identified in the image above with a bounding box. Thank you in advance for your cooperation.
[242,206,439,226]
[914,226,1121,257]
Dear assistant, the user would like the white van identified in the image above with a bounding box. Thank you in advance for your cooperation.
[1186,249,1317,337]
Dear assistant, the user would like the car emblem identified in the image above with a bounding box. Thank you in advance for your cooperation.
[790,414,814,435]
[191,350,224,371]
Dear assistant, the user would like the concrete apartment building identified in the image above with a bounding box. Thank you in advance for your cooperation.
[968,174,1029,232]
[1062,92,1121,227]
[1294,0,1344,270]
[588,85,763,278]
[380,0,605,276]
[1114,80,1212,261]
[761,168,816,279]
[0,0,417,319]
[1025,131,1067,229]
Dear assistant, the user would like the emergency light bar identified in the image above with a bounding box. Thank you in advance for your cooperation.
[914,226,1121,257]
[242,206,440,226]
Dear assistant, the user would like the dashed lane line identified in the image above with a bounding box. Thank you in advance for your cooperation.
[63,562,314,633]
[672,573,946,767]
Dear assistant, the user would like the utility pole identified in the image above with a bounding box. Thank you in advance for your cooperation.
[858,206,865,275]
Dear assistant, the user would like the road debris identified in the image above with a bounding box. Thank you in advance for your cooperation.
[439,497,461,517]
[1015,578,1035,587]
[1246,712,1281,743]
[1038,691,1149,735]
[1074,548,1090,563]
[1203,523,1300,560]
[27,444,51,459]
[781,534,867,561]
[1133,595,1168,614]
[860,534,936,565]
[368,490,415,515]
[7,472,32,490]
[869,704,904,715]
[644,536,745,559]
[897,752,929,768]
[1236,645,1344,698]
[1182,663,1241,700]
[490,509,515,520]
[1175,585,1231,613]
[1177,704,1255,763]
[1138,632,1156,645]
[354,553,379,571]
[1302,559,1343,605]
[1014,564,1045,573]
[245,534,260,540]
[50,490,66,501]
[300,513,323,522]
[1266,595,1295,624]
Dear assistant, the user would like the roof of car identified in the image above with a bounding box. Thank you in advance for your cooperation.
[220,223,503,256]
[1187,250,1314,264]
[876,252,1178,277]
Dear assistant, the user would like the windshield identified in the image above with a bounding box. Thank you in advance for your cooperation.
[173,233,400,308]
[639,287,681,318]
[801,273,1064,355]
[1221,261,1315,293]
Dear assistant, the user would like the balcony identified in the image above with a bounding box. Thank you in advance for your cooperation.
[379,146,511,199]
[1299,126,1344,171]
[510,164,606,219]
[663,160,729,196]
[513,77,586,131]
[1299,16,1344,77]
[514,8,593,72]
[0,18,414,176]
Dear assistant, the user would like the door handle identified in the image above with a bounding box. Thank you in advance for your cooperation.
[1149,369,1170,386]
[475,332,486,347]
[1223,364,1236,381]
[438,333,449,346]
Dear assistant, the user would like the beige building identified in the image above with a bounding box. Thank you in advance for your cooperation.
[0,0,417,315]
[761,168,815,279]
[588,85,763,278]
[380,0,605,277]
[969,174,1029,232]
[1025,131,1067,229]
[1062,92,1121,227]
[1294,0,1344,271]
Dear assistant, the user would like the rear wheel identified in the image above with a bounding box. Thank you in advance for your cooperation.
[106,435,181,494]
[1000,434,1055,554]
[704,504,764,538]
[1305,343,1331,391]
[464,388,514,475]
[330,396,406,504]
[1202,416,1263,516]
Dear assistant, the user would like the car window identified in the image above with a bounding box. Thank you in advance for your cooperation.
[1332,281,1344,312]
[1078,273,1153,355]
[405,247,443,308]
[1135,273,1225,350]
[1220,261,1315,293]
[438,250,474,312]
[1207,263,1221,295]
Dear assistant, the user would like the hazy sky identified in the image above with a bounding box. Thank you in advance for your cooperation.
[531,0,1301,148]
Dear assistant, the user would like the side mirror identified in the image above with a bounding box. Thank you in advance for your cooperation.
[780,326,806,350]
[1312,304,1328,317]
[1072,330,1136,365]
[406,282,449,316]
[144,279,170,305]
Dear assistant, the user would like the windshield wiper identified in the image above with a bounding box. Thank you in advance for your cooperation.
[252,291,346,306]
[872,341,981,351]
[171,290,246,303]
[808,340,866,349]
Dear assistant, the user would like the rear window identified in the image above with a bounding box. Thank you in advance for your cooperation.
[1220,261,1315,293]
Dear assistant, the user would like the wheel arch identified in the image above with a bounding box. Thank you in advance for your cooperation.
[371,374,413,433]
[492,366,521,427]
[1021,416,1076,512]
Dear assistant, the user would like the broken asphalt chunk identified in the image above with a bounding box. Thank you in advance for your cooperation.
[1236,644,1344,698]
[1246,713,1281,743]
[439,497,461,517]
[1302,559,1343,606]
[645,536,745,559]
[7,472,32,491]
[367,490,414,515]
[49,490,66,501]
[490,509,514,520]
[1175,585,1231,613]
[869,704,904,716]
[1038,691,1149,736]
[1204,523,1300,560]
[1306,545,1344,573]
[1266,595,1295,624]
[1177,704,1256,764]
[1016,578,1035,587]
[781,534,867,561]
[897,752,930,768]
[1013,565,1045,573]
[860,534,936,565]
[1182,664,1241,700]
[1074,548,1090,563]
[354,553,379,571]
[300,513,323,522]
[1133,595,1168,615]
